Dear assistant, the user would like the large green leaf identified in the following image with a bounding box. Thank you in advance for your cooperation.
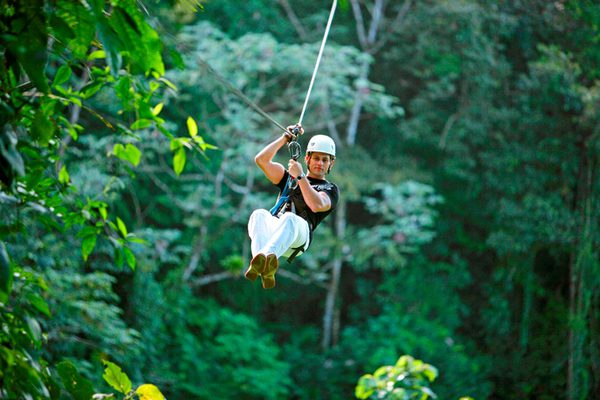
[57,361,95,400]
[55,1,95,59]
[5,22,49,92]
[26,291,51,317]
[113,143,142,166]
[110,4,165,75]
[81,235,97,261]
[30,108,55,146]
[0,242,12,303]
[102,360,132,394]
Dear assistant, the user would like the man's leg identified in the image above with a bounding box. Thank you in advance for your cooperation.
[260,213,309,289]
[247,209,275,257]
[246,209,276,281]
[260,212,308,258]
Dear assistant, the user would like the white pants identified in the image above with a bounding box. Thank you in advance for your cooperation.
[247,209,310,259]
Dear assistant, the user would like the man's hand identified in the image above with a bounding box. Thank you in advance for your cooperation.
[288,159,304,179]
[283,124,304,142]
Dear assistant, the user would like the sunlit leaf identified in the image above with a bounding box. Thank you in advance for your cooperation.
[102,360,132,394]
[113,143,142,166]
[131,119,153,130]
[82,235,96,261]
[136,384,165,400]
[123,247,136,270]
[58,165,70,184]
[87,50,106,60]
[116,217,128,237]
[173,147,186,176]
[187,116,198,137]
[152,103,164,116]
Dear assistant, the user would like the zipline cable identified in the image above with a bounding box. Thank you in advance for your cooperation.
[197,58,288,133]
[197,0,337,133]
[298,0,337,126]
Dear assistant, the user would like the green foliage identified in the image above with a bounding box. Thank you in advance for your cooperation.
[1,1,599,400]
[355,180,443,270]
[55,359,166,400]
[0,254,53,399]
[157,293,292,399]
[57,361,95,400]
[355,355,438,400]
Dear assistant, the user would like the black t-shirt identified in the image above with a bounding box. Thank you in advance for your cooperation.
[276,170,339,231]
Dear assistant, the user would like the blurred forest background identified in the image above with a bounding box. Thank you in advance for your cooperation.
[1,0,599,399]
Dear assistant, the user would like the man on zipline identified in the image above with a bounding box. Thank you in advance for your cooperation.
[246,124,340,289]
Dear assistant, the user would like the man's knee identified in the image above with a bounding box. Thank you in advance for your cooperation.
[249,209,270,222]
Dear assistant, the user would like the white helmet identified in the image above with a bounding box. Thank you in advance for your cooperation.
[306,135,336,157]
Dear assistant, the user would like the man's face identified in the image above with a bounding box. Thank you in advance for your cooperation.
[306,152,334,177]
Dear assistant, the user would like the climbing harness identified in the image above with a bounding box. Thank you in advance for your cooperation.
[269,139,301,218]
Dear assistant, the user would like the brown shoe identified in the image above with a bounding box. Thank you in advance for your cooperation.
[261,253,279,289]
[245,253,266,281]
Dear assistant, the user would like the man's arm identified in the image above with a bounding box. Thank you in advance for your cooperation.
[298,178,332,212]
[288,159,332,213]
[255,126,302,184]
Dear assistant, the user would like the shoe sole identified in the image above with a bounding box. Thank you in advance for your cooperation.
[261,254,279,289]
[245,253,266,281]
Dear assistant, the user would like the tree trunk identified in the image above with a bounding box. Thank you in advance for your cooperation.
[321,0,411,351]
[322,200,346,349]
[567,134,598,400]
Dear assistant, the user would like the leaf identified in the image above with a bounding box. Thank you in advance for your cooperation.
[80,80,104,99]
[87,50,106,60]
[113,143,141,166]
[0,129,25,180]
[57,361,95,400]
[0,242,12,303]
[115,248,124,268]
[187,116,198,137]
[123,247,136,270]
[26,291,51,317]
[420,386,437,398]
[102,360,132,394]
[158,77,178,91]
[30,108,55,146]
[422,364,438,382]
[173,147,186,176]
[355,375,376,400]
[152,103,164,116]
[126,236,148,245]
[53,64,72,87]
[96,18,123,76]
[130,119,153,130]
[25,315,42,348]
[136,384,165,400]
[82,235,97,261]
[58,165,70,184]
[116,217,128,237]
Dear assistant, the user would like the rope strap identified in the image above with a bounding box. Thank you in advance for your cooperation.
[298,0,338,125]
